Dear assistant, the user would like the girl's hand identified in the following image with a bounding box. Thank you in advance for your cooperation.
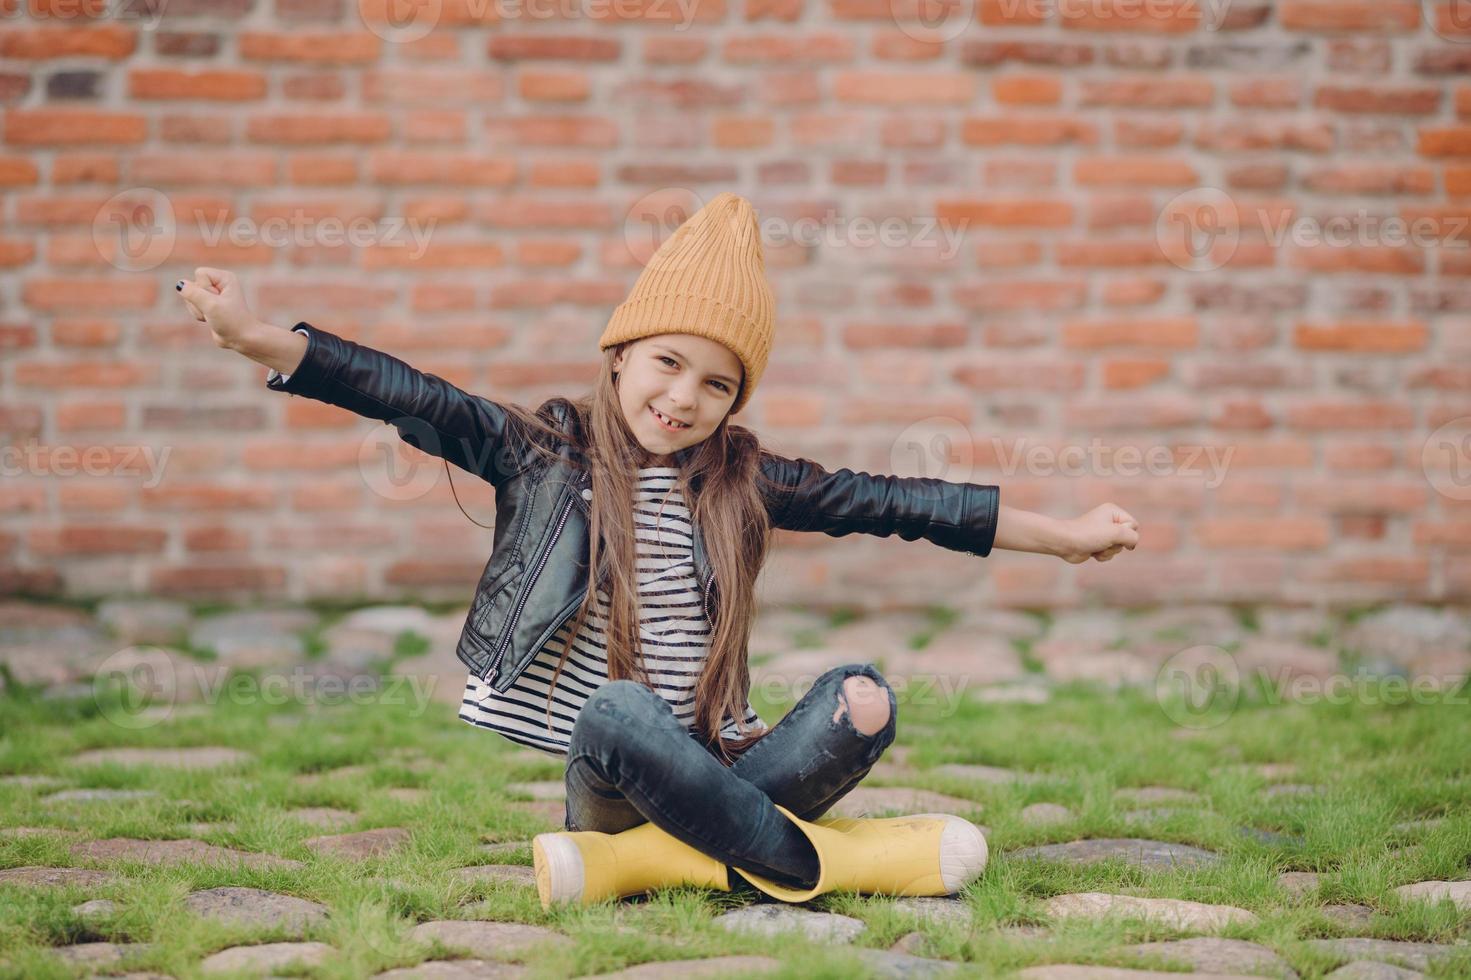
[175,267,261,353]
[1057,503,1139,564]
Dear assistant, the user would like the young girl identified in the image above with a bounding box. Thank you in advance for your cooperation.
[177,192,1139,909]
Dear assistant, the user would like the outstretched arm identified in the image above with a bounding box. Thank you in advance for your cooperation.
[996,502,1140,564]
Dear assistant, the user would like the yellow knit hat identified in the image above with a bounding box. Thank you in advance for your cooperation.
[599,192,775,415]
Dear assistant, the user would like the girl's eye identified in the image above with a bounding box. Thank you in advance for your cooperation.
[658,356,730,393]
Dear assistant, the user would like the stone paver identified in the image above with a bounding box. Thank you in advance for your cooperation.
[1017,967,1263,979]
[1264,783,1323,798]
[183,886,329,931]
[49,942,155,969]
[1113,786,1205,806]
[715,904,867,943]
[1392,879,1471,911]
[853,947,962,977]
[70,837,302,871]
[1020,803,1074,827]
[72,898,118,918]
[96,598,191,645]
[67,747,252,770]
[199,940,334,974]
[286,806,356,830]
[1116,938,1298,978]
[1391,817,1445,835]
[828,787,983,819]
[1211,762,1299,781]
[0,774,66,791]
[1304,939,1462,971]
[453,865,537,888]
[583,955,783,978]
[480,842,528,858]
[933,763,1043,785]
[409,920,571,959]
[1276,871,1321,897]
[506,780,564,800]
[374,961,527,979]
[0,866,121,888]
[884,634,1028,686]
[1044,892,1258,931]
[889,896,973,928]
[388,787,429,803]
[1008,838,1222,870]
[511,800,566,826]
[0,826,82,838]
[303,827,410,860]
[1321,904,1375,929]
[43,788,160,804]
[1323,963,1426,979]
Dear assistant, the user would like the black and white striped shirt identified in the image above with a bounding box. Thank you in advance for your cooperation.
[458,466,766,757]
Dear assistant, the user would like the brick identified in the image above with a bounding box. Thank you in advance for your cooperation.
[0,26,135,59]
[1287,400,1414,430]
[1059,0,1201,32]
[29,525,167,556]
[993,75,1062,105]
[1196,519,1329,549]
[1279,0,1420,32]
[1316,86,1440,115]
[238,32,381,63]
[1075,155,1196,186]
[962,116,1099,146]
[1293,321,1429,352]
[1080,76,1213,107]
[1102,357,1169,388]
[1062,317,1197,348]
[833,72,974,105]
[1303,164,1434,195]
[936,197,1074,228]
[3,109,146,145]
[129,69,267,100]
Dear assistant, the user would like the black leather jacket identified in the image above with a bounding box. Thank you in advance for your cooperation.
[267,322,1001,692]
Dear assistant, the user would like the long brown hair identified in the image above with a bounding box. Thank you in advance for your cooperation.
[443,338,780,766]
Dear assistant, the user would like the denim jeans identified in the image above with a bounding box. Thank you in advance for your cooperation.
[562,662,899,891]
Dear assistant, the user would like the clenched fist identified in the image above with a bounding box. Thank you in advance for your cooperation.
[1058,503,1140,564]
[175,267,261,352]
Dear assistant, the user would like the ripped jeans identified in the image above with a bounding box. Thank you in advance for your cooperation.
[562,662,899,891]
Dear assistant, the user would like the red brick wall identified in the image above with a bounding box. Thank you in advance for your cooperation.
[3,1,1470,609]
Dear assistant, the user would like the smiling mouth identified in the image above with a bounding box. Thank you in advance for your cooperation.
[649,405,691,430]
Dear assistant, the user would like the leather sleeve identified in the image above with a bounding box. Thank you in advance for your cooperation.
[265,321,524,487]
[759,451,1001,558]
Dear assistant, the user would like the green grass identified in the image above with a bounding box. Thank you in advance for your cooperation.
[1,652,1469,978]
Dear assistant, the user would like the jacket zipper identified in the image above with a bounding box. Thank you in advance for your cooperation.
[702,565,716,625]
[481,489,575,684]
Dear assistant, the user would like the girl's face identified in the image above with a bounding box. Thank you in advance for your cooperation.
[611,334,743,465]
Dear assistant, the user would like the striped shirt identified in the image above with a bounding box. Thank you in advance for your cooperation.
[457,466,766,757]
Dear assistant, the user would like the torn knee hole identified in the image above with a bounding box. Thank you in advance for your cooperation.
[834,675,890,736]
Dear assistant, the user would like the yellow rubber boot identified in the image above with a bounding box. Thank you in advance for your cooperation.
[532,821,730,908]
[731,804,988,903]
